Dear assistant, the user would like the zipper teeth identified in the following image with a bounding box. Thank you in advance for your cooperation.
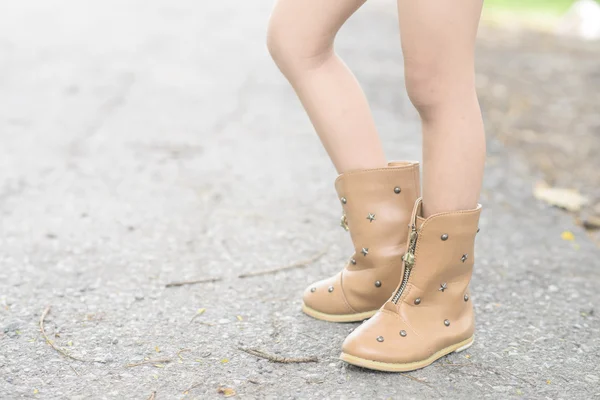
[392,225,419,304]
[391,267,410,303]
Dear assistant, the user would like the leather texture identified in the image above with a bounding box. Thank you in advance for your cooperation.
[341,198,482,369]
[302,161,420,321]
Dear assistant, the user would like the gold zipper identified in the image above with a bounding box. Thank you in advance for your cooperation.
[391,225,418,304]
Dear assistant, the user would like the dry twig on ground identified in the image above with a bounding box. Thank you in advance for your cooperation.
[401,374,429,384]
[239,347,318,363]
[165,277,222,288]
[182,381,203,395]
[126,357,173,368]
[177,348,191,360]
[238,248,328,278]
[189,308,206,324]
[39,306,104,363]
[436,362,472,367]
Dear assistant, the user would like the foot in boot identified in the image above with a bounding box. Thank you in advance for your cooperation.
[340,198,481,370]
[302,161,420,322]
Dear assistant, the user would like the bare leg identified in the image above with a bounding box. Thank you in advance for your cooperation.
[267,0,387,173]
[397,0,485,216]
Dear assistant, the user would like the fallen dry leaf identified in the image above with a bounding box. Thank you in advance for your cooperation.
[581,209,600,231]
[189,308,207,324]
[534,182,589,212]
[561,231,575,241]
[217,387,236,397]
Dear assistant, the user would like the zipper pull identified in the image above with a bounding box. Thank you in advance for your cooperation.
[402,226,418,268]
[402,252,414,268]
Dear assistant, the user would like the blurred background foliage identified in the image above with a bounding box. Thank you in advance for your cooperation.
[482,0,600,28]
[474,0,600,241]
[485,0,582,15]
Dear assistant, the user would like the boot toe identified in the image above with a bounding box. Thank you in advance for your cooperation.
[341,308,430,365]
[302,272,355,316]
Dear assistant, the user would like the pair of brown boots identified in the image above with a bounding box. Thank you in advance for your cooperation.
[302,161,482,372]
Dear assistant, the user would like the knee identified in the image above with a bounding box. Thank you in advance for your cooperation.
[266,15,333,77]
[404,59,475,120]
[404,60,445,118]
[266,19,286,68]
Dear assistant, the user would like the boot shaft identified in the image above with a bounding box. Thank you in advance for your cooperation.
[335,161,420,271]
[302,161,421,321]
[391,197,482,308]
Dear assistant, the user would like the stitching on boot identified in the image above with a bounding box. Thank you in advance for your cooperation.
[334,163,419,186]
[412,165,420,199]
[339,270,359,313]
[417,206,482,232]
[397,304,436,356]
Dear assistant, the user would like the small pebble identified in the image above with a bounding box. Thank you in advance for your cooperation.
[585,375,599,383]
[3,322,22,338]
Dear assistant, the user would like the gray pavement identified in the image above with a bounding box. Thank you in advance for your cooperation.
[1,1,599,399]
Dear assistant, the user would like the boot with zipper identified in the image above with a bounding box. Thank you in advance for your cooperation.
[340,197,481,371]
[301,161,420,322]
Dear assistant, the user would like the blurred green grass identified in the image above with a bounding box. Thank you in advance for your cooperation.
[484,0,577,15]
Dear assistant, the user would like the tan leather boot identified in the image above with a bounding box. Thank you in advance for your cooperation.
[340,197,481,371]
[301,161,420,322]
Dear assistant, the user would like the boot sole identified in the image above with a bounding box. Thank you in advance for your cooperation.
[301,303,377,323]
[339,336,474,372]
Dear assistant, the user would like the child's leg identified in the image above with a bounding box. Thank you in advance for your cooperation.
[267,0,387,173]
[397,0,485,216]
[339,4,485,370]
